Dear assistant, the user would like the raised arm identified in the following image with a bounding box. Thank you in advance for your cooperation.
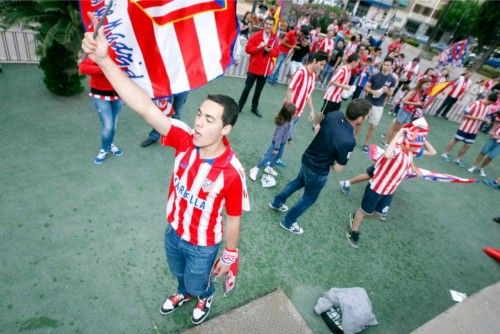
[81,13,171,136]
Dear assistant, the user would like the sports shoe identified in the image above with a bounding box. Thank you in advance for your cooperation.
[249,167,259,181]
[191,295,213,325]
[94,149,108,165]
[140,138,157,147]
[453,159,464,167]
[269,202,288,212]
[280,221,304,235]
[479,168,487,177]
[275,159,286,168]
[483,178,500,189]
[339,180,351,195]
[264,166,278,176]
[346,230,360,248]
[377,213,387,222]
[441,153,450,161]
[467,166,478,173]
[362,145,369,153]
[110,144,123,156]
[160,293,192,315]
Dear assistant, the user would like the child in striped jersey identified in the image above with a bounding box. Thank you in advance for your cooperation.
[346,119,436,248]
[249,103,296,181]
[441,93,498,166]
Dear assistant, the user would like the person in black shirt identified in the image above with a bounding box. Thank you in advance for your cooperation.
[288,37,310,76]
[269,99,371,235]
[321,40,344,84]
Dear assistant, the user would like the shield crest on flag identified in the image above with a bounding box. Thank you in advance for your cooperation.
[133,0,227,25]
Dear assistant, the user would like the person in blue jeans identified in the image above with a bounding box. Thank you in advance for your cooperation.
[140,91,189,147]
[249,103,296,181]
[269,98,371,234]
[79,57,124,164]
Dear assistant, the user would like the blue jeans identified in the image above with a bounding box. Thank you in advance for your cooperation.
[321,63,334,83]
[149,91,188,141]
[164,225,219,298]
[272,164,328,228]
[289,116,301,140]
[257,141,286,168]
[92,98,123,151]
[267,52,287,84]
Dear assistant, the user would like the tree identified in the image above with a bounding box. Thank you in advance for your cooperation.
[469,0,500,71]
[0,0,84,96]
[431,0,479,43]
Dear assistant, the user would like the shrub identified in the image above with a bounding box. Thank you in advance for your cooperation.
[477,65,500,79]
[290,3,348,33]
[404,38,420,47]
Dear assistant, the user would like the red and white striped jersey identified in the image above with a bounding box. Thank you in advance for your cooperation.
[459,100,489,134]
[161,120,250,246]
[370,147,413,195]
[324,65,351,103]
[401,62,420,81]
[448,76,470,99]
[288,65,316,117]
[343,41,359,58]
[318,38,334,55]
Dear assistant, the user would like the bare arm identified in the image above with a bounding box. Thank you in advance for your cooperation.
[384,128,405,159]
[212,214,240,278]
[332,162,345,173]
[422,140,437,156]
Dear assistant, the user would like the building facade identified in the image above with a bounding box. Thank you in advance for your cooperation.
[345,0,449,35]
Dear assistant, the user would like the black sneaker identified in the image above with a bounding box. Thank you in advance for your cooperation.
[191,295,213,325]
[160,293,192,314]
[251,109,263,118]
[346,230,360,249]
[140,138,157,147]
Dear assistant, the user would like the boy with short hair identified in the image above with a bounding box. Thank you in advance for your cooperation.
[347,121,434,248]
[82,17,250,325]
[441,93,498,166]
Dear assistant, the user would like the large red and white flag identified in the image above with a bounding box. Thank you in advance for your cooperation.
[79,0,238,98]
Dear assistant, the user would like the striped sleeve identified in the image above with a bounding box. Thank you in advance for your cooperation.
[289,68,304,90]
[329,67,345,85]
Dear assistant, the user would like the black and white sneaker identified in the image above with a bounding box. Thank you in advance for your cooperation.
[160,293,192,315]
[192,295,213,325]
[269,202,288,212]
[346,230,360,249]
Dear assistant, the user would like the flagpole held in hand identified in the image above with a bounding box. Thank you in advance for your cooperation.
[79,0,113,62]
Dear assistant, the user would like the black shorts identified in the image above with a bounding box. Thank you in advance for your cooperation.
[321,100,341,115]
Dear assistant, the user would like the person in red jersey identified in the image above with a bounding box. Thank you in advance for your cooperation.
[347,121,435,248]
[441,93,498,166]
[81,14,250,325]
[237,16,279,118]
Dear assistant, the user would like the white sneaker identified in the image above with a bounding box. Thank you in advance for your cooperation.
[479,169,487,177]
[249,167,259,181]
[467,166,478,173]
[441,153,450,161]
[264,166,278,176]
[110,143,123,156]
[94,149,108,165]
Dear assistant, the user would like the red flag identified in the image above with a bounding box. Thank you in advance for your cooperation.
[79,0,238,98]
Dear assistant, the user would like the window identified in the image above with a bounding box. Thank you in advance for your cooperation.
[405,19,421,34]
[422,7,432,16]
[413,4,423,14]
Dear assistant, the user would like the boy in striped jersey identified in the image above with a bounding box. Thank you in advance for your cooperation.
[347,122,435,248]
[321,53,360,115]
[82,23,250,325]
[441,93,497,166]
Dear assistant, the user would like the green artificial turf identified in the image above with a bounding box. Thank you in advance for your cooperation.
[1,64,499,333]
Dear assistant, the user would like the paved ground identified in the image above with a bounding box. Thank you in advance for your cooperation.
[413,281,500,334]
[183,289,312,334]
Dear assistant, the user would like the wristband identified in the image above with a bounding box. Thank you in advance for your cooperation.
[220,247,239,266]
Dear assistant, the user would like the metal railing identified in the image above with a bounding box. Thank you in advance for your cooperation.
[0,30,471,124]
[0,29,39,63]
